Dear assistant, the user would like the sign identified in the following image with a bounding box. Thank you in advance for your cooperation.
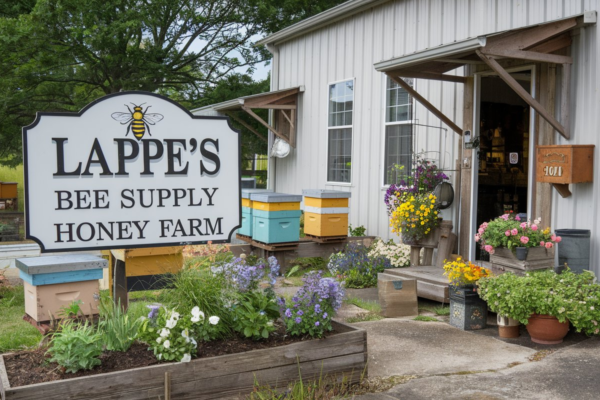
[23,92,241,252]
[535,145,594,185]
[509,153,518,165]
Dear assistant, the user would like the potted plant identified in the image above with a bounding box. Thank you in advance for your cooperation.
[477,268,600,344]
[475,213,561,273]
[443,258,490,330]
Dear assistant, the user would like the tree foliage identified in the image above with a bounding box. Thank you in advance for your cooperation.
[0,0,346,164]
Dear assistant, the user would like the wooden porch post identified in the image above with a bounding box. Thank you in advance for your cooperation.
[459,76,475,258]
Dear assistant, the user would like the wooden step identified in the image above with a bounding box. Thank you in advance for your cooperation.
[384,266,449,303]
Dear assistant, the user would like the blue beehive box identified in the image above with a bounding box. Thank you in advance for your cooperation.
[239,189,273,237]
[16,254,108,286]
[253,209,302,244]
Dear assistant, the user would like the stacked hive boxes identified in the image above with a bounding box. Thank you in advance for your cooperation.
[250,192,302,244]
[302,190,351,237]
[16,255,107,322]
[239,189,272,237]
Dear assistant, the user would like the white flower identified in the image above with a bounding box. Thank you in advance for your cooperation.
[191,307,205,323]
[156,337,163,344]
[157,353,162,360]
[591,306,595,311]
[171,311,180,321]
[209,316,220,325]
[159,328,170,337]
[267,320,274,327]
[180,353,191,363]
[166,318,177,329]
[163,340,171,349]
[181,328,191,343]
[190,337,197,347]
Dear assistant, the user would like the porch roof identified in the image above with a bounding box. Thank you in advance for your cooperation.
[374,12,597,140]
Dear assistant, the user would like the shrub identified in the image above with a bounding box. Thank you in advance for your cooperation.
[328,242,391,288]
[47,321,102,373]
[279,271,344,338]
[348,224,367,237]
[232,290,280,340]
[98,299,141,352]
[368,239,410,268]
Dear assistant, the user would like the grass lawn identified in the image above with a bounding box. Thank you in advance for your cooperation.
[0,285,42,353]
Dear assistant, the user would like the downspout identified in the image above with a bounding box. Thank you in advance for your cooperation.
[265,43,279,192]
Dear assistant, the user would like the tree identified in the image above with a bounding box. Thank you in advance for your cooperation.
[0,0,346,165]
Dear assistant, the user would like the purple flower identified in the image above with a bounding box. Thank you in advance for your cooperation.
[314,304,322,314]
[323,312,328,319]
[297,310,304,316]
[315,321,320,327]
[147,305,159,319]
[285,308,292,318]
[295,317,302,324]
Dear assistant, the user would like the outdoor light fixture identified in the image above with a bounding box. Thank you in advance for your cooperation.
[463,130,471,148]
[434,182,454,210]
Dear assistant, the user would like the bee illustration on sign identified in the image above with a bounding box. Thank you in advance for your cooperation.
[111,103,164,140]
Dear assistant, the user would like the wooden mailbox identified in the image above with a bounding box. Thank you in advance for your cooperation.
[536,145,594,197]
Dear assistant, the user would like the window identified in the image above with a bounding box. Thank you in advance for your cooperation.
[384,77,413,185]
[327,80,354,183]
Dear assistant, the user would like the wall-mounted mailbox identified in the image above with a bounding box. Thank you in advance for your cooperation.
[536,145,594,197]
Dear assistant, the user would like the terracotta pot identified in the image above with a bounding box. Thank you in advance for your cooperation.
[497,315,520,338]
[526,314,569,344]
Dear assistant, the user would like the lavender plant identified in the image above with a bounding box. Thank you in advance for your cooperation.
[327,242,391,288]
[279,272,345,338]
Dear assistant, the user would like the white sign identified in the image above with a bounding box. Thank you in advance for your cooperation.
[23,92,241,252]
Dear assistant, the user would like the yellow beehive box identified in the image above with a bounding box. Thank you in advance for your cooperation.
[304,197,349,208]
[241,189,273,209]
[252,201,301,211]
[24,280,100,322]
[304,212,349,237]
[0,182,18,198]
[242,198,252,207]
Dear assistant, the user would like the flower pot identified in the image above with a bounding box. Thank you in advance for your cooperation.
[490,247,554,275]
[449,285,487,330]
[526,314,569,344]
[515,247,528,261]
[497,314,520,338]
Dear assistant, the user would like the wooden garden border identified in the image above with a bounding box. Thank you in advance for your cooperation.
[0,321,366,400]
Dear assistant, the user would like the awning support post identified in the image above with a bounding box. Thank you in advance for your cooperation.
[476,50,569,140]
[386,73,463,135]
[224,112,268,144]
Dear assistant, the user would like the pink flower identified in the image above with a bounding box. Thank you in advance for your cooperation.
[505,230,511,237]
[501,214,509,221]
[551,234,556,241]
[515,215,521,221]
[478,228,485,235]
[474,234,480,242]
[520,222,527,229]
[545,242,553,249]
[484,245,494,253]
[482,222,489,229]
[540,241,545,247]
[511,229,518,236]
[520,236,529,244]
[554,236,562,243]
[489,248,495,255]
[531,224,538,231]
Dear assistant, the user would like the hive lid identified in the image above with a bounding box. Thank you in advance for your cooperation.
[241,188,273,199]
[302,189,351,198]
[250,192,302,203]
[16,254,108,275]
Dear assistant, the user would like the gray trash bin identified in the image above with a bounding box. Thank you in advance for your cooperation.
[555,229,591,273]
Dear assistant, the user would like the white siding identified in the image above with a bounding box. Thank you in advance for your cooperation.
[269,0,600,275]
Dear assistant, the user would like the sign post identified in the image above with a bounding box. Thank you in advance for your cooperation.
[23,92,241,252]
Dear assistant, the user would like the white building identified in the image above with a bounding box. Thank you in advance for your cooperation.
[195,0,600,276]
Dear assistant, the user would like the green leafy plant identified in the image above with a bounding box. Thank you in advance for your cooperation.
[98,299,141,352]
[232,290,280,340]
[327,242,391,289]
[47,321,102,373]
[286,257,327,277]
[348,224,366,237]
[59,300,83,318]
[476,214,561,253]
[478,269,600,335]
[414,316,439,322]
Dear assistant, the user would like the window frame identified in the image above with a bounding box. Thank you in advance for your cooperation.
[381,76,416,188]
[326,77,355,186]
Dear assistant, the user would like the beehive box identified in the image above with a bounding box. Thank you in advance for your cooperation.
[16,255,107,322]
[536,145,594,184]
[250,193,302,244]
[302,190,351,237]
[0,181,17,198]
[239,189,272,237]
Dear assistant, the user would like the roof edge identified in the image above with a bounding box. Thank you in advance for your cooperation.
[256,0,391,46]
[374,37,487,72]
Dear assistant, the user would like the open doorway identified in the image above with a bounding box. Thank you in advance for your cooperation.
[474,70,534,261]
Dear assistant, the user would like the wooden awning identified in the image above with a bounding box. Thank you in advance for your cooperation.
[374,12,597,140]
[196,86,304,148]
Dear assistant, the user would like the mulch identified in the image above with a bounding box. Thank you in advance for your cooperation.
[3,323,334,388]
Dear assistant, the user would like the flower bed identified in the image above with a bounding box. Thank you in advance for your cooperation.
[0,321,366,400]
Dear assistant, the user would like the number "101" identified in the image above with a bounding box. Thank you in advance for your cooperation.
[544,166,563,177]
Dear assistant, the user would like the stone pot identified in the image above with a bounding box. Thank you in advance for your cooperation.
[526,314,569,344]
[449,285,487,330]
[497,314,520,338]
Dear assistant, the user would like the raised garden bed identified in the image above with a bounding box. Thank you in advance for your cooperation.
[0,321,366,400]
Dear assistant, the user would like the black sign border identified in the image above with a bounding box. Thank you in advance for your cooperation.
[22,91,242,253]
